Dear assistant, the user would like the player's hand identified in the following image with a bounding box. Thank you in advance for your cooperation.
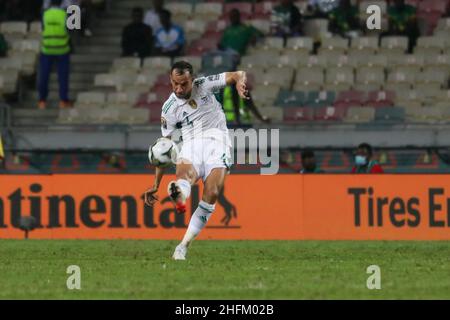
[237,81,250,100]
[144,186,159,206]
[237,72,250,100]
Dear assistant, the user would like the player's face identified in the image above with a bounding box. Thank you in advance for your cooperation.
[356,148,370,159]
[170,71,193,99]
[303,157,316,171]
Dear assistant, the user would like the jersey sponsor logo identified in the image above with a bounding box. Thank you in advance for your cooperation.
[161,117,167,129]
[207,74,220,82]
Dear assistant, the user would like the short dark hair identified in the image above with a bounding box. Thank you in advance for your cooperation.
[301,149,315,160]
[358,143,373,155]
[51,0,63,6]
[132,7,144,16]
[230,8,240,15]
[159,9,171,20]
[171,61,193,76]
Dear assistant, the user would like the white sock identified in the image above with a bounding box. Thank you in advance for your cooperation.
[181,200,215,247]
[176,178,191,200]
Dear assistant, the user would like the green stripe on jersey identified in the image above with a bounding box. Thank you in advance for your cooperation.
[163,98,176,114]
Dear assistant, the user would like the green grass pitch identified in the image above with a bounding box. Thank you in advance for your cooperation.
[0,240,449,299]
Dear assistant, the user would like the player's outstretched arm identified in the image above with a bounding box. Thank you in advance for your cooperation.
[225,71,250,100]
[144,165,165,206]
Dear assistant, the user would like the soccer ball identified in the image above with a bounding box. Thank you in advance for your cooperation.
[148,137,179,168]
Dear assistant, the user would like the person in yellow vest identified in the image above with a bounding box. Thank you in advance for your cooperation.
[38,0,71,109]
[221,85,270,125]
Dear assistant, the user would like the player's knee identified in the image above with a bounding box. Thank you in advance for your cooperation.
[203,186,220,204]
[176,166,196,184]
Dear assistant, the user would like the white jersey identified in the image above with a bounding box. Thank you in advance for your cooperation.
[160,73,230,145]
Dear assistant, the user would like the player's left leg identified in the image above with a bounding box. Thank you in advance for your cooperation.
[172,167,227,260]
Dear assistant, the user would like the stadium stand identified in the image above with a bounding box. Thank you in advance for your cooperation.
[1,0,448,126]
[0,0,448,175]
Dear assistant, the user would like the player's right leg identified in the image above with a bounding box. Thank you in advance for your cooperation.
[170,161,198,260]
[167,161,197,214]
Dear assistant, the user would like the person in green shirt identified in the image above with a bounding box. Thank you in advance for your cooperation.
[219,8,262,56]
[328,0,360,37]
[217,8,270,126]
[386,0,419,52]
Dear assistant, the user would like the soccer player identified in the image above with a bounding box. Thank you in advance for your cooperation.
[143,61,249,260]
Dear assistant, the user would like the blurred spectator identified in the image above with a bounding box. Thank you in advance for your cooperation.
[0,1,4,21]
[214,9,269,125]
[0,32,7,57]
[43,0,94,37]
[219,9,263,55]
[3,0,24,21]
[300,149,323,173]
[122,7,153,58]
[351,143,384,173]
[219,9,262,57]
[327,0,360,37]
[43,0,73,8]
[154,10,184,58]
[144,0,165,32]
[38,0,71,109]
[385,0,419,52]
[305,0,329,18]
[79,0,94,37]
[23,0,44,22]
[271,0,303,37]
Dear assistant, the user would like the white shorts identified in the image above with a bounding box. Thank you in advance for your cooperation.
[178,137,232,181]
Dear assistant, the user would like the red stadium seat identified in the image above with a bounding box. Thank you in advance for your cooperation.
[334,90,367,106]
[253,2,273,18]
[283,107,314,123]
[203,30,223,39]
[418,0,449,14]
[186,38,219,56]
[205,20,228,33]
[154,74,171,87]
[151,84,172,101]
[417,10,443,35]
[365,90,395,108]
[405,0,420,6]
[314,106,347,121]
[333,100,360,109]
[136,92,164,106]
